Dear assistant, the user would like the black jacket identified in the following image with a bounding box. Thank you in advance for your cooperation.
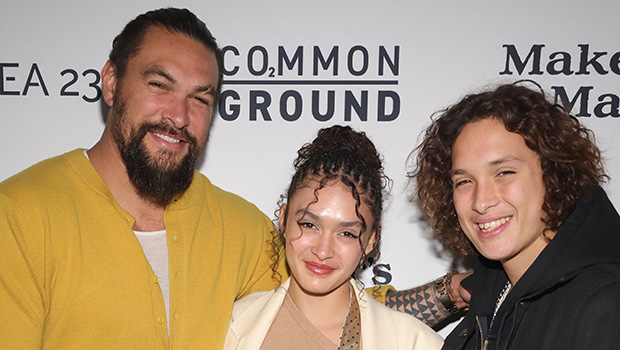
[443,187,620,350]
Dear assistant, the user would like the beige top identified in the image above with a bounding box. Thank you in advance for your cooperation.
[224,278,444,350]
[261,293,336,349]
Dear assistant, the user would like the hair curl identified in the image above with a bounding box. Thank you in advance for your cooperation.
[410,83,608,255]
[108,7,224,105]
[270,125,391,282]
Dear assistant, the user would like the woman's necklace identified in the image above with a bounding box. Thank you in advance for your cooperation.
[489,281,511,331]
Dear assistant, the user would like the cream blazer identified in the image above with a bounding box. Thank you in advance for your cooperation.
[224,278,443,350]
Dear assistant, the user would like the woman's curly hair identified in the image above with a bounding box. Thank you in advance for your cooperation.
[270,125,391,282]
[409,83,608,255]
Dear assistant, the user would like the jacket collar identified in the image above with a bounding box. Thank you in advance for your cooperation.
[228,278,401,349]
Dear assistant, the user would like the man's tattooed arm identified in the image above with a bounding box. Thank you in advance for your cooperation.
[384,272,471,328]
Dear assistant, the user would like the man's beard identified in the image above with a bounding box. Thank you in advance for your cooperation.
[111,98,206,207]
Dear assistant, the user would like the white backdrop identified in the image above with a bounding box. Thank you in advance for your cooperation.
[2,0,619,334]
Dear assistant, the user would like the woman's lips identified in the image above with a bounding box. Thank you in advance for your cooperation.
[305,261,335,275]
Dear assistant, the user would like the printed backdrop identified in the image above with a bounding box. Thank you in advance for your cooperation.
[2,0,618,333]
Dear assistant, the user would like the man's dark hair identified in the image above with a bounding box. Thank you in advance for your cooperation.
[109,7,224,104]
[410,83,608,255]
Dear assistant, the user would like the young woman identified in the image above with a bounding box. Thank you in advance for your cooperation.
[224,125,442,349]
[411,83,620,349]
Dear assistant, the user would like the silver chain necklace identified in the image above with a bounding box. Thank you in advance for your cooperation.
[489,281,512,331]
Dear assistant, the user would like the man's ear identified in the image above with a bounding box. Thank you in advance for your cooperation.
[101,60,117,107]
[364,227,381,255]
[278,203,287,237]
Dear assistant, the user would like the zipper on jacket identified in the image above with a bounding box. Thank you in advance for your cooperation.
[475,315,488,350]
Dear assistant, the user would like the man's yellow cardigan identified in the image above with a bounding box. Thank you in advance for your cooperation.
[0,149,285,349]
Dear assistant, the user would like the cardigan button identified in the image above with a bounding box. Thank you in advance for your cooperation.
[172,235,178,242]
[459,329,468,337]
[157,316,165,324]
[153,276,159,284]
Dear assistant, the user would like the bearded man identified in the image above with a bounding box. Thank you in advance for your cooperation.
[0,8,285,350]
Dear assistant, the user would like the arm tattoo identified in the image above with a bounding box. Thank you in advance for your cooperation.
[384,280,451,328]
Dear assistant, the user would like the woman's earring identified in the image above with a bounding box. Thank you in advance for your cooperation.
[359,255,374,270]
